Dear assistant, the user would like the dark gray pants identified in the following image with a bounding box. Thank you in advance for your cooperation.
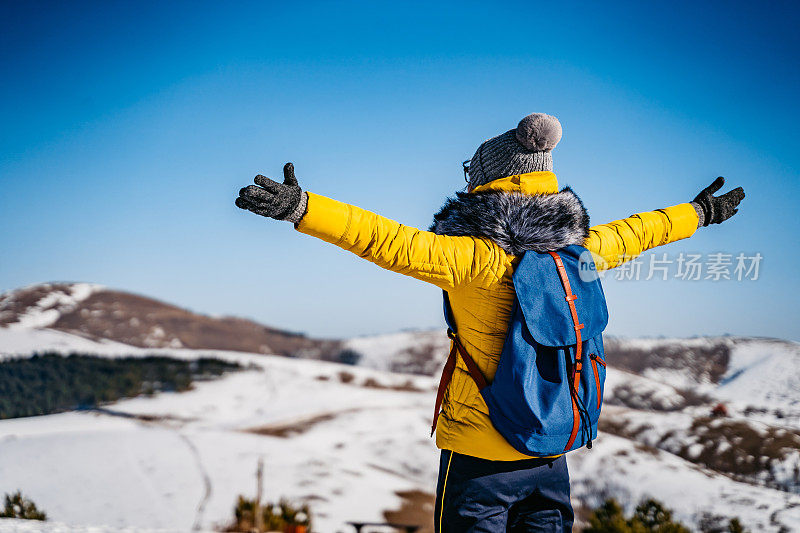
[434,450,574,532]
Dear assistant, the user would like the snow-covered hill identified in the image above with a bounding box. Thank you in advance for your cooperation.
[342,330,449,376]
[0,283,340,357]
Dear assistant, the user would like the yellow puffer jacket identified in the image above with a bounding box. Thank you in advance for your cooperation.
[296,171,698,461]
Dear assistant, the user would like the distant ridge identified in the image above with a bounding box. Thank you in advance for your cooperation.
[0,282,341,358]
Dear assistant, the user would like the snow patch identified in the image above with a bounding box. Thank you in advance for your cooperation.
[344,329,449,373]
[3,283,104,330]
[0,328,140,359]
[570,433,800,532]
[715,339,800,409]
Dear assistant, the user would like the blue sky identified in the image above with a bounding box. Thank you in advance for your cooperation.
[1,1,798,340]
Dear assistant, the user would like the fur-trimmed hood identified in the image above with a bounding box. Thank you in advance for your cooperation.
[430,187,590,255]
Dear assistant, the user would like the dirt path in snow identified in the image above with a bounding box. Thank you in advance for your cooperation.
[179,433,213,531]
[86,407,213,530]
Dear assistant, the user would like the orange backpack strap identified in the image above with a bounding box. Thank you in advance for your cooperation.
[547,251,585,451]
[431,329,487,437]
[431,338,457,436]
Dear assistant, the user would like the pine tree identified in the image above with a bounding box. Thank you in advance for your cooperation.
[585,497,692,533]
[0,491,47,521]
[584,498,632,532]
[630,498,690,533]
[728,517,747,533]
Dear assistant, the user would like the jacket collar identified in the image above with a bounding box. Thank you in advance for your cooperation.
[430,171,589,255]
[470,171,559,196]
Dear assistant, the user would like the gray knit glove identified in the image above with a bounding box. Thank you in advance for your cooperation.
[235,162,308,224]
[690,177,745,227]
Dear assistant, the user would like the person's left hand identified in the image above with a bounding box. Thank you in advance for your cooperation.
[691,176,745,227]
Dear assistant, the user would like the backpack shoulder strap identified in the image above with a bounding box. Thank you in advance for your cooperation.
[431,293,487,436]
[546,252,585,360]
[547,251,586,451]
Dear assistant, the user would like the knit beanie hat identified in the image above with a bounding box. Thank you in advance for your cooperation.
[467,113,562,189]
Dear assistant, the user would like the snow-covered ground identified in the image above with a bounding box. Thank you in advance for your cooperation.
[569,432,800,531]
[0,328,140,360]
[1,328,800,532]
[716,338,800,410]
[0,346,438,533]
[343,330,449,375]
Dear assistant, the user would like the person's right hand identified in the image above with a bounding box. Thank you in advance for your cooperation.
[235,162,307,224]
[691,177,745,227]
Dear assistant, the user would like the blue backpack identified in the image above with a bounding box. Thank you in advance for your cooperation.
[431,245,609,457]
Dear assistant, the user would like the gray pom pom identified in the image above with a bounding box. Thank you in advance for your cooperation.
[515,113,562,152]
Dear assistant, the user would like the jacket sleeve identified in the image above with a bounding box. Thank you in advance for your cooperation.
[584,203,699,271]
[294,192,500,291]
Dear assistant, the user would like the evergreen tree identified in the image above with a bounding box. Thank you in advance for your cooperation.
[630,498,690,533]
[0,491,47,521]
[584,498,633,533]
[0,353,240,419]
[728,517,747,533]
[586,497,694,533]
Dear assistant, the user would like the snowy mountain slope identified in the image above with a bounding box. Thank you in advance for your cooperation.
[602,367,713,412]
[342,330,449,375]
[600,405,800,494]
[602,336,800,422]
[0,327,153,360]
[715,338,800,410]
[0,283,102,329]
[597,339,800,498]
[569,432,800,531]
[0,283,340,357]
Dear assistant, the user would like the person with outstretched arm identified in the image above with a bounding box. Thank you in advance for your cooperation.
[235,113,744,532]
